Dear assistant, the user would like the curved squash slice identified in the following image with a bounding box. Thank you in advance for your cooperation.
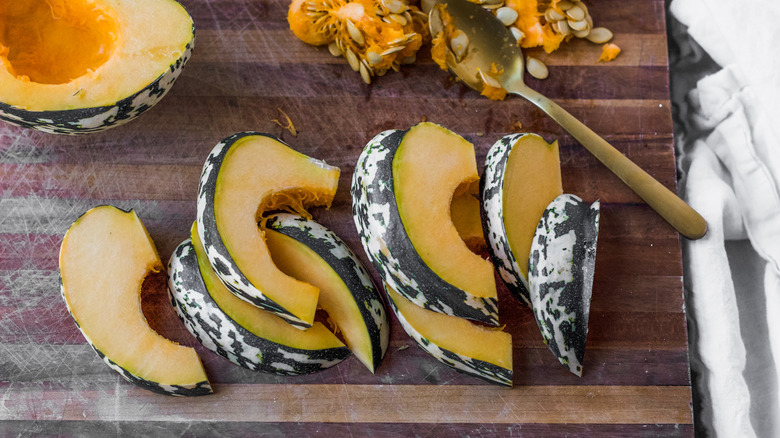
[265,213,389,373]
[482,133,562,305]
[197,132,340,329]
[385,284,512,387]
[0,0,194,134]
[352,122,498,325]
[168,228,350,375]
[59,206,211,396]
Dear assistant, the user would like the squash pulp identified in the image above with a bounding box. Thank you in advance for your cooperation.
[393,122,496,299]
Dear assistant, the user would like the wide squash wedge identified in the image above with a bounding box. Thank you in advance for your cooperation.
[265,213,389,373]
[0,0,195,134]
[482,133,563,305]
[168,229,350,375]
[197,132,340,329]
[59,206,211,396]
[351,122,498,325]
[385,284,513,387]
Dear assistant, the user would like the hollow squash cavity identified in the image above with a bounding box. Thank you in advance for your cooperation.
[0,0,118,84]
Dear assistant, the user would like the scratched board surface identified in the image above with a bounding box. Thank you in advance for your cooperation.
[0,0,693,435]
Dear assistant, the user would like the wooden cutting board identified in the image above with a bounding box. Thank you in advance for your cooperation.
[0,0,693,435]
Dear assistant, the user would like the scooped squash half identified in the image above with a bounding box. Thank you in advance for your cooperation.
[59,206,211,396]
[385,284,513,387]
[168,228,350,375]
[0,0,194,134]
[197,132,340,329]
[265,213,390,373]
[482,133,563,305]
[351,122,498,325]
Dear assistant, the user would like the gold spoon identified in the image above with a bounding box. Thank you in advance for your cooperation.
[429,0,707,240]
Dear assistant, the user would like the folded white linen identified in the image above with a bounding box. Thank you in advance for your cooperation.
[670,1,780,436]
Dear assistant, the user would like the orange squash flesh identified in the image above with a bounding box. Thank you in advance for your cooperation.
[265,229,377,371]
[213,135,339,327]
[386,285,512,371]
[503,135,563,279]
[393,123,496,299]
[60,206,208,387]
[0,0,117,85]
[190,224,345,351]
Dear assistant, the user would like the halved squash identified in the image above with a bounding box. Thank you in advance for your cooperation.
[529,194,600,376]
[385,284,513,387]
[482,133,562,305]
[168,228,351,375]
[59,205,211,396]
[0,0,195,134]
[351,123,498,325]
[265,213,389,373]
[197,132,340,329]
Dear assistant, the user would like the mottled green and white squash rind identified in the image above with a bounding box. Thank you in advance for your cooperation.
[196,131,336,329]
[528,194,600,376]
[0,32,194,135]
[351,129,499,325]
[384,286,513,387]
[168,239,351,375]
[481,133,532,306]
[265,213,390,372]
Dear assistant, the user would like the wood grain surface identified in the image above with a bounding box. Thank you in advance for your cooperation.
[0,0,693,435]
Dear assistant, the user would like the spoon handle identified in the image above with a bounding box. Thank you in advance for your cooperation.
[510,85,707,240]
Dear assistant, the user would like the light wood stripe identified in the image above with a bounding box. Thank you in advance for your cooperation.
[0,383,692,424]
[192,31,668,67]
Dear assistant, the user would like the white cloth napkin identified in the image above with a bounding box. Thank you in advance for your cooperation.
[670,1,780,436]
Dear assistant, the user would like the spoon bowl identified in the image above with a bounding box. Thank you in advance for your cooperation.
[429,0,707,240]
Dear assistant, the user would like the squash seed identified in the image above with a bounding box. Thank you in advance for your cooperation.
[387,13,408,25]
[382,0,407,14]
[367,50,384,65]
[545,8,566,22]
[576,0,588,15]
[478,69,502,88]
[586,27,613,44]
[496,7,518,26]
[568,18,589,31]
[565,4,585,21]
[359,61,372,84]
[557,0,575,10]
[484,0,503,4]
[328,41,343,57]
[572,27,590,38]
[553,19,571,36]
[449,29,469,61]
[346,19,365,46]
[525,56,549,80]
[509,26,525,42]
[401,55,416,64]
[381,46,406,57]
[346,48,360,71]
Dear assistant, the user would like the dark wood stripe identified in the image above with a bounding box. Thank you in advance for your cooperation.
[0,420,694,437]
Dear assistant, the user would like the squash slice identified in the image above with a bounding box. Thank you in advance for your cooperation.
[351,123,498,325]
[385,284,512,386]
[59,205,211,396]
[482,133,562,305]
[265,213,389,373]
[0,0,194,134]
[167,227,350,375]
[197,132,340,329]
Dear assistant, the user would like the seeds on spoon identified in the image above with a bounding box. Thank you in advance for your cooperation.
[450,29,469,61]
